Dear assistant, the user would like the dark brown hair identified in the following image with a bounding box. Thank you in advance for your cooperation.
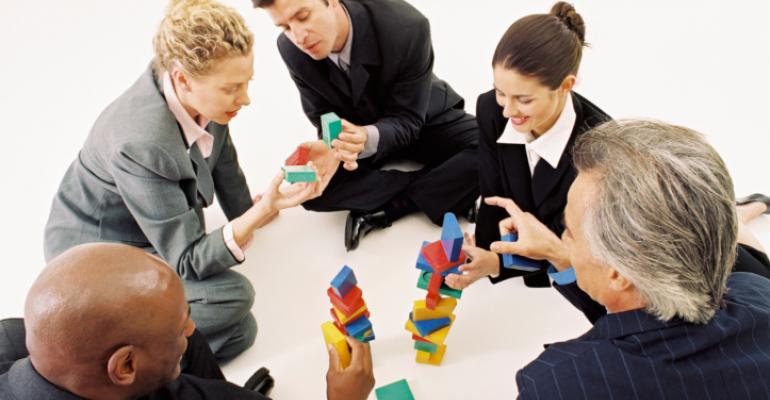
[492,2,586,89]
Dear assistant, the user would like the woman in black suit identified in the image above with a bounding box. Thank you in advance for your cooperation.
[447,2,770,323]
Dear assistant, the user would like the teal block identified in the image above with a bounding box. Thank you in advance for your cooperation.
[321,112,342,147]
[417,271,462,299]
[282,165,317,183]
[375,379,415,400]
[414,340,438,353]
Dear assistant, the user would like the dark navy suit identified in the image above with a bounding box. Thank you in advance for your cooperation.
[517,272,770,399]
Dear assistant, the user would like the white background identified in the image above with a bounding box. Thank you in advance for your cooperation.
[1,1,769,398]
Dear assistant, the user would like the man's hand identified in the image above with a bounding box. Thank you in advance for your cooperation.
[445,233,501,290]
[304,140,341,185]
[326,337,374,400]
[485,196,570,270]
[332,120,368,171]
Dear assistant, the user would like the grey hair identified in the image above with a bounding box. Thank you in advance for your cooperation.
[573,120,737,324]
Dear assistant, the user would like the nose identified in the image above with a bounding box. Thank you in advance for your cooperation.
[236,89,250,108]
[291,24,309,45]
[502,98,518,119]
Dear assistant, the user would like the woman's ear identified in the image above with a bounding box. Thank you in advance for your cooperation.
[171,67,192,93]
[107,345,137,386]
[560,75,577,93]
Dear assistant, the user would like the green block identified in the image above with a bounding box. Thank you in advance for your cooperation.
[414,340,438,353]
[281,165,317,183]
[417,271,462,299]
[321,112,342,147]
[375,379,415,400]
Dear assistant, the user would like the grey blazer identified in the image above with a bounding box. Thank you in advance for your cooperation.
[44,64,253,280]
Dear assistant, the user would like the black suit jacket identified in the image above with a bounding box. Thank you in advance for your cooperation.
[475,89,611,287]
[277,0,467,164]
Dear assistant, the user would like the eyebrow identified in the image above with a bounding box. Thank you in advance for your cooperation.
[274,7,308,27]
[492,86,532,99]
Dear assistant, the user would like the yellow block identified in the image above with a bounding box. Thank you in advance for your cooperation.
[416,344,447,366]
[333,303,368,325]
[321,321,350,369]
[413,297,457,320]
[404,314,455,345]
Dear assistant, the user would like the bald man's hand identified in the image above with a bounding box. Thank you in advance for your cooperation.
[326,337,374,400]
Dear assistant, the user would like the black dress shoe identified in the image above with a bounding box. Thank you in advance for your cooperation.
[345,210,392,251]
[736,193,770,214]
[244,367,274,397]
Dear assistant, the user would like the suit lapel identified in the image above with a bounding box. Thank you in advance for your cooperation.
[499,144,536,212]
[189,144,214,207]
[343,0,380,106]
[531,154,573,207]
[327,61,352,98]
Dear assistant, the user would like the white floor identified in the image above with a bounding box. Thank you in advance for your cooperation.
[1,1,769,398]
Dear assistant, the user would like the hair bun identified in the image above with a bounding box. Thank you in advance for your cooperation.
[550,2,585,43]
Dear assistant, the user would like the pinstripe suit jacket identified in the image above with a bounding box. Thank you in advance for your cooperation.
[517,272,770,399]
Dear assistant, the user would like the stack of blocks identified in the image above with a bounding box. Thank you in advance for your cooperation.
[282,145,316,183]
[321,265,375,369]
[404,212,464,366]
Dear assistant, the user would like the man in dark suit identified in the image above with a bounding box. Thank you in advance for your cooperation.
[253,0,479,250]
[0,243,374,400]
[491,120,770,399]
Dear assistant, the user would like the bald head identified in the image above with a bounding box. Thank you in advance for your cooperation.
[25,243,190,397]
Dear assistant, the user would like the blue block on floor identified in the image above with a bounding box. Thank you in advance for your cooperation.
[416,241,432,272]
[345,315,372,338]
[441,213,463,262]
[330,265,358,297]
[409,312,451,336]
[501,233,541,271]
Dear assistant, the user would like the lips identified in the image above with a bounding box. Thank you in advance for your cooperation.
[304,41,320,52]
[511,116,529,126]
[226,110,238,118]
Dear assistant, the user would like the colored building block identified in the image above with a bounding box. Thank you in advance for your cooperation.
[345,315,373,339]
[442,264,462,277]
[285,145,310,166]
[331,304,369,325]
[421,240,450,272]
[410,313,451,336]
[440,212,464,262]
[327,287,365,316]
[414,340,438,354]
[416,344,447,366]
[413,297,456,320]
[427,270,443,298]
[321,322,350,369]
[330,265,358,298]
[375,379,415,400]
[415,241,432,273]
[412,334,432,343]
[282,165,317,183]
[500,233,541,271]
[321,112,342,147]
[405,315,455,345]
[417,271,463,299]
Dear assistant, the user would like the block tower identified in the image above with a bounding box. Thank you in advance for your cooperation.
[321,265,375,369]
[404,212,464,365]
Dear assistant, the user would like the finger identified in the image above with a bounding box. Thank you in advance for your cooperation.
[334,148,359,162]
[271,171,285,190]
[338,132,366,144]
[463,231,476,247]
[327,344,341,373]
[343,161,358,171]
[445,274,471,290]
[333,139,364,154]
[489,240,525,256]
[346,336,367,369]
[486,196,523,216]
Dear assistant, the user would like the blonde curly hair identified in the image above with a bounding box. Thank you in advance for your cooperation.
[153,0,253,77]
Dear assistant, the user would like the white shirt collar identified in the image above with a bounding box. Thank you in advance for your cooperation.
[328,4,353,70]
[497,95,576,175]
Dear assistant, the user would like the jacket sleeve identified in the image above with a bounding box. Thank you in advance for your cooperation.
[211,128,253,221]
[110,141,240,281]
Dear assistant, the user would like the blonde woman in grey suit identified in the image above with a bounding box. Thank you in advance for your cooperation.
[43,0,337,360]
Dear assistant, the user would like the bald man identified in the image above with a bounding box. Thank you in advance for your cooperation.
[0,243,373,400]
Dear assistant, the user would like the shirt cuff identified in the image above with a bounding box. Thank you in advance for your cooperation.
[358,125,380,159]
[548,265,576,285]
[223,223,246,263]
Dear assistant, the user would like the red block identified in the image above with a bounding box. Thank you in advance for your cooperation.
[327,286,364,316]
[426,292,440,310]
[421,240,461,274]
[334,321,348,335]
[413,334,431,343]
[285,145,310,166]
[427,272,443,298]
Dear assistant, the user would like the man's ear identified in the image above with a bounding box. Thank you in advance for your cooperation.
[107,345,137,386]
[607,268,634,292]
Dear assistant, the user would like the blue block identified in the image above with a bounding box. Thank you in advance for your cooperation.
[409,312,451,336]
[345,315,372,338]
[441,265,462,277]
[441,213,463,262]
[330,265,358,297]
[415,241,432,272]
[501,233,541,271]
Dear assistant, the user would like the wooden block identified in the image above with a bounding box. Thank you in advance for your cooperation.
[417,271,462,299]
[415,241,432,272]
[414,340,438,354]
[330,265,358,298]
[427,270,443,299]
[412,334,431,343]
[327,287,364,316]
[331,304,369,325]
[345,315,372,339]
[425,291,440,310]
[440,213,463,262]
[413,297,456,320]
[284,145,310,166]
[421,240,450,272]
[500,233,541,271]
[321,321,350,369]
[406,315,455,345]
[321,112,342,147]
[416,344,447,366]
[410,313,451,336]
[282,165,317,183]
[375,379,415,400]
